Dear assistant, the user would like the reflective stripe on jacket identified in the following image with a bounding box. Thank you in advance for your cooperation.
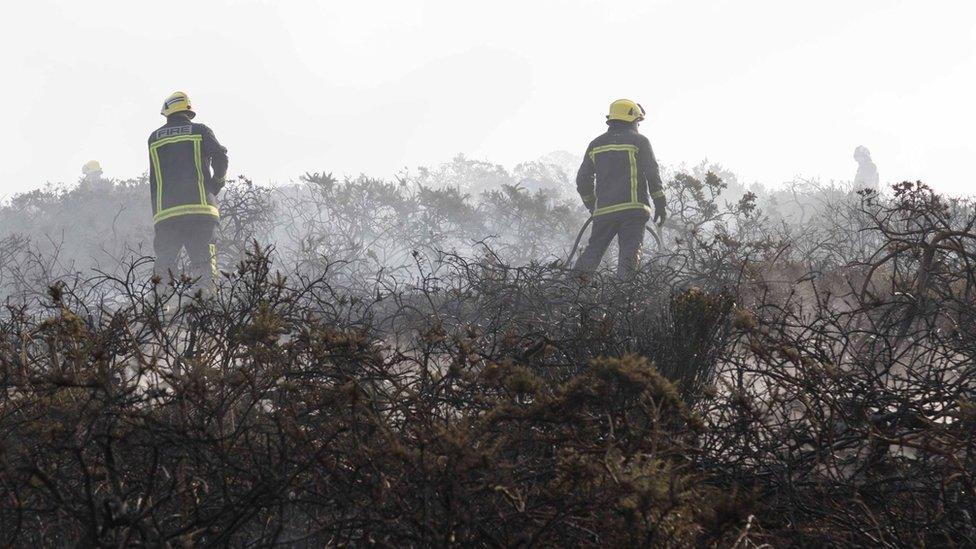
[148,114,228,225]
[576,121,664,217]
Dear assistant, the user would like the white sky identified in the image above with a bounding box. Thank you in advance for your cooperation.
[3,0,975,196]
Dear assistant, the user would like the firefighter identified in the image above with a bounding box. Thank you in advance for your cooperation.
[575,99,666,277]
[82,160,103,181]
[79,160,111,192]
[148,91,228,293]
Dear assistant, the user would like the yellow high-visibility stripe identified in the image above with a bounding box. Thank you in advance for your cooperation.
[593,203,651,216]
[590,144,639,155]
[651,189,665,199]
[153,204,220,224]
[149,134,211,217]
[628,149,638,204]
[208,243,217,276]
[193,139,206,205]
[150,146,164,214]
[151,134,203,148]
[588,143,646,217]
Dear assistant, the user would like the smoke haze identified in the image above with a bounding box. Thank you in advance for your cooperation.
[3,0,975,196]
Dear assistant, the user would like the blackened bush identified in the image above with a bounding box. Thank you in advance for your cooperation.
[0,249,733,546]
[2,162,976,546]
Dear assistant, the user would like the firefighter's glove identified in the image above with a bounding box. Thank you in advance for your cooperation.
[582,196,596,214]
[653,197,667,225]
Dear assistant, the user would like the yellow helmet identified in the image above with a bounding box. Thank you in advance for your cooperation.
[607,99,645,123]
[161,91,195,118]
[82,160,102,175]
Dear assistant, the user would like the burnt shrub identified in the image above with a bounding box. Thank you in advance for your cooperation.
[1,163,975,545]
[0,248,733,546]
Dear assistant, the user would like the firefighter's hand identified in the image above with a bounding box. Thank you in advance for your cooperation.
[583,200,595,214]
[653,197,667,225]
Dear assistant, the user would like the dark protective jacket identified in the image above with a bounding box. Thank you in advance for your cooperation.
[576,121,664,218]
[148,113,228,225]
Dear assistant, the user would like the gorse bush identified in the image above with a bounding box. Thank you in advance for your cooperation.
[0,249,729,546]
[0,158,974,545]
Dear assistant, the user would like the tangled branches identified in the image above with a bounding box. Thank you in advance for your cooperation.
[0,168,974,545]
[0,248,729,546]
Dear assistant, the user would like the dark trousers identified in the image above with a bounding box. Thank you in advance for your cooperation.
[153,217,217,289]
[575,212,648,277]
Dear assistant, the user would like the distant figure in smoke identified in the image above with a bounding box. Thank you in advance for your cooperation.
[82,159,103,181]
[853,145,879,190]
[575,99,667,278]
[79,160,111,192]
[148,91,228,295]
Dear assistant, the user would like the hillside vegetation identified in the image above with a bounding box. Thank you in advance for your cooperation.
[0,157,973,546]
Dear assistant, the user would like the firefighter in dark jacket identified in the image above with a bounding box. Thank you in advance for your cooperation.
[575,99,666,277]
[149,91,228,292]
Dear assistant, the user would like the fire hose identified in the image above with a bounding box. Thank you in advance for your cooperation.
[565,216,664,265]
